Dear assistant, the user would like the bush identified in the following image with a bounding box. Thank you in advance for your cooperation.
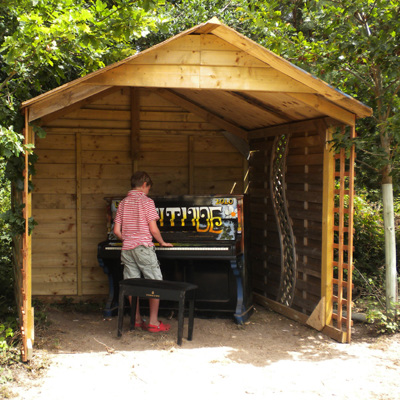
[352,193,400,333]
[353,193,400,293]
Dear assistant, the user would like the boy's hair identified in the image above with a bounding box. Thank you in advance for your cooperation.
[131,171,153,189]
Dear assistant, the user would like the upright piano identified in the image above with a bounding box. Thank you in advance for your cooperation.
[97,195,253,324]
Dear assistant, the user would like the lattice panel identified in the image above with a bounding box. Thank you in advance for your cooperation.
[331,127,355,342]
[270,134,297,306]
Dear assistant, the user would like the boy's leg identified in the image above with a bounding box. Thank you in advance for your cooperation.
[121,249,143,324]
[133,246,168,328]
[148,298,160,326]
[128,296,142,324]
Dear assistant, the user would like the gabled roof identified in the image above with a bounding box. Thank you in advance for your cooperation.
[21,17,372,131]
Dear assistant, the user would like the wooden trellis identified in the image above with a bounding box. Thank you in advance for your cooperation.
[325,126,356,343]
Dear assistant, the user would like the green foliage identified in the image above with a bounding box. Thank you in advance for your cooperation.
[353,194,386,277]
[0,161,13,316]
[352,193,400,333]
[0,319,20,370]
[0,127,24,159]
[366,300,400,334]
[352,193,400,287]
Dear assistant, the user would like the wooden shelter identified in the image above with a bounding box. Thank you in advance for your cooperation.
[17,18,372,360]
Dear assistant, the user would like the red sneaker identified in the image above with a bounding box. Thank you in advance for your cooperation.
[147,321,170,332]
[134,321,148,331]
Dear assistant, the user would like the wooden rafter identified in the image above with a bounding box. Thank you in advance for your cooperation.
[155,88,248,140]
[287,93,356,126]
[28,85,114,122]
[249,117,330,139]
[228,91,293,123]
[37,87,122,125]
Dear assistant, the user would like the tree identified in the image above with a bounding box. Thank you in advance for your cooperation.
[0,0,166,128]
[239,0,400,308]
[0,0,167,312]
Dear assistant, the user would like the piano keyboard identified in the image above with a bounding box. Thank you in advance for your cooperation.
[156,247,230,251]
[105,246,230,251]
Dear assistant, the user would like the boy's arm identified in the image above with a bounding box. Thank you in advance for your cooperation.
[113,222,123,241]
[149,220,173,247]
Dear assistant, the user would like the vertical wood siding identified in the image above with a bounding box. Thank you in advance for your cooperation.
[32,88,245,297]
[249,124,324,316]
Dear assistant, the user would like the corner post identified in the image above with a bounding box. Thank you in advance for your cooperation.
[321,127,335,327]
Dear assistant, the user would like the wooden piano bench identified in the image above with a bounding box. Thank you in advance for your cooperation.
[117,278,198,346]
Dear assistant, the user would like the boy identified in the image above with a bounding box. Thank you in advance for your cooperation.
[113,171,173,332]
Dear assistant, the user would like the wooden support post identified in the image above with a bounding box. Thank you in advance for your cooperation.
[346,123,356,342]
[337,148,345,330]
[76,132,82,296]
[321,127,335,327]
[22,109,34,361]
[131,88,140,173]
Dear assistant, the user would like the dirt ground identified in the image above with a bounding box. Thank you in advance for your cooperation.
[4,304,400,400]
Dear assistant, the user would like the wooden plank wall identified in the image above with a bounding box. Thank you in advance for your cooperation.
[249,123,324,315]
[32,88,244,297]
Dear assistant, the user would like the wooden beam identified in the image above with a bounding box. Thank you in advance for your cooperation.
[288,93,356,126]
[38,87,121,125]
[195,16,221,34]
[200,65,314,92]
[321,127,335,327]
[87,64,200,88]
[28,85,113,122]
[128,49,200,66]
[22,111,34,360]
[228,91,293,123]
[322,325,347,343]
[250,118,330,139]
[222,131,250,158]
[86,64,316,94]
[254,293,309,324]
[155,88,248,140]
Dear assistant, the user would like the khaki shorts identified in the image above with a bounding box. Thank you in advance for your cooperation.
[121,246,163,280]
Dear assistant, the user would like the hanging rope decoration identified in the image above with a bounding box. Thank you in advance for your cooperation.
[270,134,297,306]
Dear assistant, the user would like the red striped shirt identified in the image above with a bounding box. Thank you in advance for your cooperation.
[114,190,159,250]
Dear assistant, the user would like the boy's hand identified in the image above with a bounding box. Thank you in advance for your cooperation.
[160,242,173,247]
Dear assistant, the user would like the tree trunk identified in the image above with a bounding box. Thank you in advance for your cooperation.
[382,182,398,309]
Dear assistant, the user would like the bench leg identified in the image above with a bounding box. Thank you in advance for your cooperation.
[188,298,195,341]
[117,288,125,337]
[130,296,137,331]
[177,294,185,346]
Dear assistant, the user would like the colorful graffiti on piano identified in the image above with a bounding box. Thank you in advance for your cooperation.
[156,198,239,239]
[157,206,223,234]
[107,197,240,241]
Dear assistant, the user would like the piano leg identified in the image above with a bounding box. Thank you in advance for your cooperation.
[230,255,253,324]
[98,255,123,317]
[97,256,115,317]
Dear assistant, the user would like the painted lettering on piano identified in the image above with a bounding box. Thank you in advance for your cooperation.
[157,206,223,234]
[106,196,239,241]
